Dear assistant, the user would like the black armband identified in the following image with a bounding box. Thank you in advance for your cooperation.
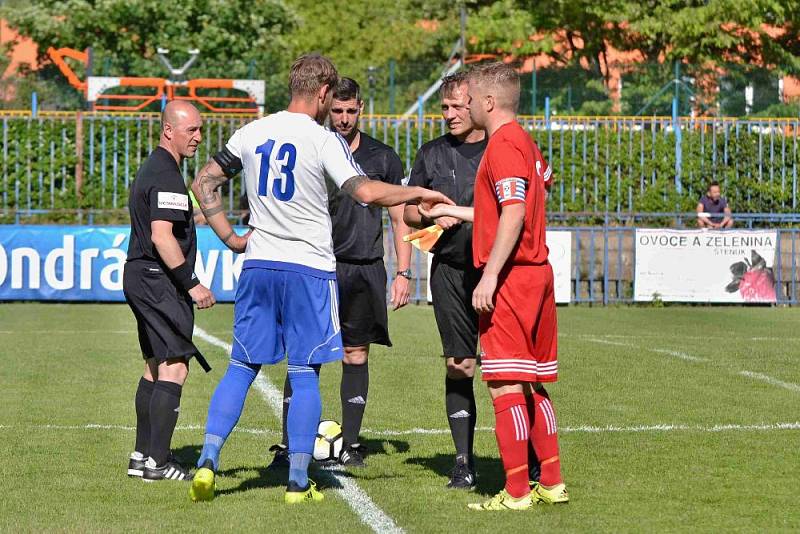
[170,261,200,291]
[213,147,243,178]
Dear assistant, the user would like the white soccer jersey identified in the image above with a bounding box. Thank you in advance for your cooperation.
[226,111,363,272]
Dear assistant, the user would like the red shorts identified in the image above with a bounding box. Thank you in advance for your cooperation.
[479,263,558,383]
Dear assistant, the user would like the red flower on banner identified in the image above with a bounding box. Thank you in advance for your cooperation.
[725,250,777,302]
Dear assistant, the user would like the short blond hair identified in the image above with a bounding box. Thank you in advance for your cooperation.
[440,72,468,98]
[289,53,339,99]
[467,62,520,111]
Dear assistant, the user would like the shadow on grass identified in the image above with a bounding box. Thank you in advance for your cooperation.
[216,465,287,496]
[404,453,507,496]
[201,436,412,497]
[171,444,202,467]
[357,437,410,455]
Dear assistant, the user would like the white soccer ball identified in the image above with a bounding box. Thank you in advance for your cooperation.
[313,419,344,462]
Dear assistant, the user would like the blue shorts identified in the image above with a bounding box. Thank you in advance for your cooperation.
[231,261,344,366]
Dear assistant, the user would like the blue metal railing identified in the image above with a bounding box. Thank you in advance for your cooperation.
[1,113,799,218]
[376,217,800,306]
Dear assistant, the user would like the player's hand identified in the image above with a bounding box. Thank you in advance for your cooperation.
[417,203,460,229]
[434,216,461,230]
[189,284,216,309]
[390,274,410,310]
[225,228,253,254]
[472,273,498,314]
[418,189,454,213]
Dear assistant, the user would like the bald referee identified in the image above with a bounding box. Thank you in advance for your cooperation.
[123,101,215,482]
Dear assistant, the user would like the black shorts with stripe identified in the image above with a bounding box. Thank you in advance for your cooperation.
[123,260,202,362]
[336,260,391,347]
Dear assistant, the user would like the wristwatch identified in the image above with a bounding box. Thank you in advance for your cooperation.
[396,269,413,280]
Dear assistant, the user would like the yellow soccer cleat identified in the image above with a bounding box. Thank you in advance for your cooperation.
[532,482,569,504]
[189,463,216,502]
[285,479,324,504]
[467,489,532,511]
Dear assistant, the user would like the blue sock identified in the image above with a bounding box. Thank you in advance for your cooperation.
[289,453,312,488]
[198,360,260,470]
[286,364,321,487]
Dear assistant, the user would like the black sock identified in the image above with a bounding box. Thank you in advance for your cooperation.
[528,438,541,482]
[340,362,369,446]
[281,373,292,446]
[148,380,182,466]
[134,377,155,455]
[445,376,476,462]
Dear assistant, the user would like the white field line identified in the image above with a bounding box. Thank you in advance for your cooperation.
[738,371,800,393]
[649,348,708,363]
[4,421,800,435]
[574,333,800,342]
[583,338,800,393]
[583,337,634,347]
[193,326,404,534]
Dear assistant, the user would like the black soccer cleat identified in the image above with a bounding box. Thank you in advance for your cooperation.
[447,456,477,490]
[142,458,193,482]
[127,453,146,478]
[339,443,366,468]
[268,444,290,470]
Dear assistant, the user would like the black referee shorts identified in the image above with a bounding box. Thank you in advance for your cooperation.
[123,261,202,363]
[430,258,480,359]
[336,260,391,348]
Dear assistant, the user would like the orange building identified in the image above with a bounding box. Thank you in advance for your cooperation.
[1,19,37,77]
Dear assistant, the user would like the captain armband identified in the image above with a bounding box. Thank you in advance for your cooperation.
[212,147,244,178]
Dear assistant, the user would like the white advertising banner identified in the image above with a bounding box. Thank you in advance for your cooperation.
[547,230,572,304]
[426,230,572,304]
[634,229,778,303]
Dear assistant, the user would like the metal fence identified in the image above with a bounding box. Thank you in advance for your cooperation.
[1,112,800,224]
[389,221,800,306]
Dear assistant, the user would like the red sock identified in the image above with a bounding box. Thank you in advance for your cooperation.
[529,388,562,486]
[492,393,530,498]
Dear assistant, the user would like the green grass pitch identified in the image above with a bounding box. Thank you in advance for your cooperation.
[2,303,799,532]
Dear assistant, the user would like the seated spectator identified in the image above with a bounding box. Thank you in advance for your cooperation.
[697,181,733,229]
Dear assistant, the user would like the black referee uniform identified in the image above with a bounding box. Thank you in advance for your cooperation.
[328,132,405,347]
[124,146,206,368]
[406,131,486,487]
[407,133,487,359]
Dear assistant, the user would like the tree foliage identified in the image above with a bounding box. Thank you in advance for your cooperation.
[1,0,297,110]
[2,0,799,114]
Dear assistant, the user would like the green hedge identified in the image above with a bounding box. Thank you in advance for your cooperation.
[1,115,798,224]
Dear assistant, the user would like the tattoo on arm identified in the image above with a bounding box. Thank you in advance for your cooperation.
[341,175,369,197]
[196,167,229,218]
[220,230,235,244]
[202,205,225,217]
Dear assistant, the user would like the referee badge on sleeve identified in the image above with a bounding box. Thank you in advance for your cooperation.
[157,192,190,211]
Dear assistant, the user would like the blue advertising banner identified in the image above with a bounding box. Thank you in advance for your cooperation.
[0,226,244,301]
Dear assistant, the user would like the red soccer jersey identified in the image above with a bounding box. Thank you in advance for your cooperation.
[472,121,552,269]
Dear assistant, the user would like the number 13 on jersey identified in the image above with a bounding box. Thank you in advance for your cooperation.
[256,139,297,201]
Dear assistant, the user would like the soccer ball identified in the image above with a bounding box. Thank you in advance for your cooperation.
[313,419,344,462]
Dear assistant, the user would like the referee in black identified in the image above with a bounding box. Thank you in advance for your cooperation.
[403,72,486,489]
[269,77,412,468]
[123,100,215,482]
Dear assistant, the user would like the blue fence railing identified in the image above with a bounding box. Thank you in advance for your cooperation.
[375,215,800,306]
[1,112,799,220]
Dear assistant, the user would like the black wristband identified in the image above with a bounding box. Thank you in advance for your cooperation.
[171,261,200,291]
